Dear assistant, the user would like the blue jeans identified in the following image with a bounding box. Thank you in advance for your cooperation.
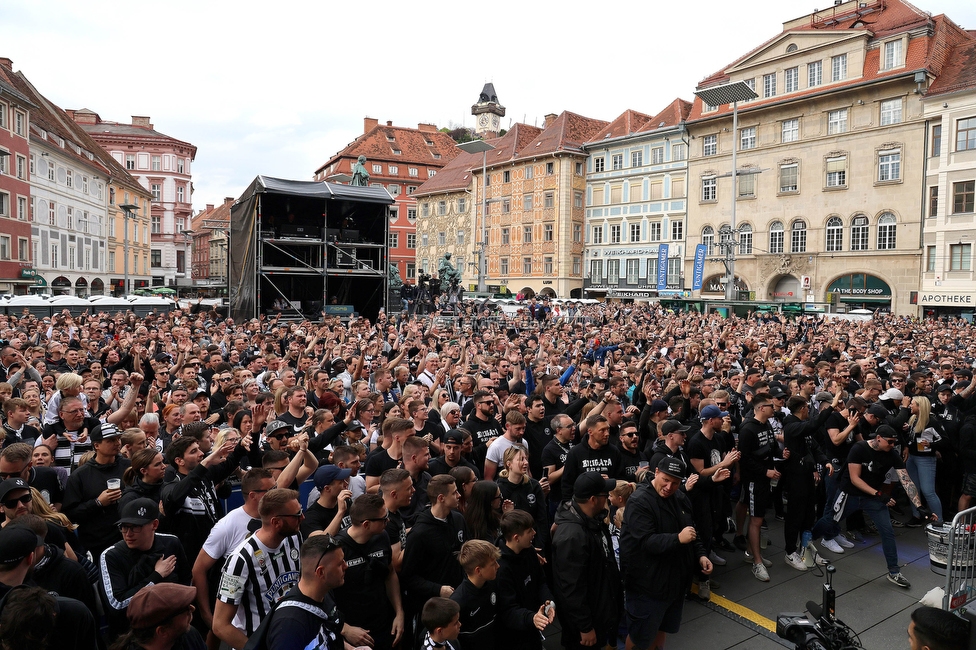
[812,491,900,574]
[906,454,943,521]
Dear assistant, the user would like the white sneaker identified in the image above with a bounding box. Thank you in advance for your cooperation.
[744,550,773,567]
[698,579,711,600]
[709,550,727,566]
[752,562,770,582]
[820,537,844,553]
[785,552,808,571]
[834,534,855,549]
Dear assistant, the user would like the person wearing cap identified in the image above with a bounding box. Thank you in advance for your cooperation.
[160,433,245,563]
[428,429,481,479]
[733,392,780,581]
[686,406,738,569]
[302,464,353,538]
[113,583,205,650]
[0,478,71,553]
[640,399,671,446]
[0,442,64,510]
[100,497,191,636]
[780,393,840,571]
[61,421,130,557]
[809,425,935,588]
[560,414,622,503]
[0,527,99,650]
[213,488,304,649]
[551,472,622,650]
[620,456,712,648]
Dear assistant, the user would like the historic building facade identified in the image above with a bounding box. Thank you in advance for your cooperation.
[919,38,976,318]
[0,60,35,294]
[685,0,974,314]
[71,111,196,289]
[189,197,232,292]
[582,101,692,301]
[313,118,460,281]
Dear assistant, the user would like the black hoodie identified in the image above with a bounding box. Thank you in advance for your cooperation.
[62,455,131,557]
[496,544,552,650]
[400,508,467,609]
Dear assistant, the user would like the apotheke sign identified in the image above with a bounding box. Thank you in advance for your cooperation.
[919,293,975,305]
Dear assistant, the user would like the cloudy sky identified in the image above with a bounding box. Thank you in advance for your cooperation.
[5,0,975,210]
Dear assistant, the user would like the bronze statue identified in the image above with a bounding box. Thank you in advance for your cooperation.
[389,262,403,290]
[351,155,370,187]
[438,252,462,284]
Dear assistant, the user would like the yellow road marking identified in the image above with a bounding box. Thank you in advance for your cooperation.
[691,583,778,632]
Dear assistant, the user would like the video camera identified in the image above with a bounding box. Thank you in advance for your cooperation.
[776,566,862,650]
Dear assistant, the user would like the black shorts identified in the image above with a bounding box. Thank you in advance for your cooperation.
[963,473,976,498]
[625,592,684,648]
[739,480,771,517]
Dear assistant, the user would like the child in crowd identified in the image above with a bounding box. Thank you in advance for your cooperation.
[421,597,461,650]
[450,539,500,650]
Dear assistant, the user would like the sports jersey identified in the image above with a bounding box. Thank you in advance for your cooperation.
[217,533,302,637]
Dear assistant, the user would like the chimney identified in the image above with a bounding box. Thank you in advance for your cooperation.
[69,109,99,125]
[418,123,437,133]
[224,197,235,205]
[206,204,214,212]
[132,116,153,129]
[544,113,558,128]
[0,58,12,70]
[364,117,379,132]
[386,120,393,126]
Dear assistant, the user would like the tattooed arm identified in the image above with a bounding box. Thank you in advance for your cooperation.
[895,469,922,510]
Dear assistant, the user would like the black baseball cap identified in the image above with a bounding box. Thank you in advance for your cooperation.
[0,526,42,565]
[657,456,686,478]
[0,478,29,503]
[573,472,616,500]
[117,498,160,526]
[660,420,690,436]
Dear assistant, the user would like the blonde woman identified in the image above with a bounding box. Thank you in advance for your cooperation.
[43,372,86,425]
[905,395,943,525]
[496,446,550,551]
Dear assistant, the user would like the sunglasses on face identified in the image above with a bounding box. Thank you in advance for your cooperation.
[2,493,31,509]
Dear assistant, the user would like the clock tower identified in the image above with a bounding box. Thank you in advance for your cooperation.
[471,83,505,138]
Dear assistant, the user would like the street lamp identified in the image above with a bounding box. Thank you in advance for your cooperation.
[179,229,194,294]
[456,140,496,293]
[694,81,758,301]
[119,203,139,297]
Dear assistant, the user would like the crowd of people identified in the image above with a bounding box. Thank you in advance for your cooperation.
[0,299,971,650]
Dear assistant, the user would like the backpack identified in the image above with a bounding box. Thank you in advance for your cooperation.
[242,593,327,650]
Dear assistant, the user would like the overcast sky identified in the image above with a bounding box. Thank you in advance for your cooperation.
[5,0,975,211]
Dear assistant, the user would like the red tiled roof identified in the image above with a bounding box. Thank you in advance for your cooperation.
[411,148,484,197]
[586,110,656,143]
[688,0,974,122]
[516,111,609,159]
[485,124,543,166]
[639,99,693,133]
[926,38,976,96]
[315,123,461,175]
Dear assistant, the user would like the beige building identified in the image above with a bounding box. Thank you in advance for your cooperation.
[920,38,976,318]
[685,0,974,314]
[416,112,606,298]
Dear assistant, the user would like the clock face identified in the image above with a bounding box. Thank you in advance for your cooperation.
[478,115,489,127]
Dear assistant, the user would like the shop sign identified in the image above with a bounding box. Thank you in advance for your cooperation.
[919,293,974,305]
[826,274,891,297]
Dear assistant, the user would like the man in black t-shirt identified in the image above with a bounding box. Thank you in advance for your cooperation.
[523,396,553,480]
[810,426,935,588]
[334,494,403,650]
[541,415,574,517]
[617,421,647,481]
[460,391,504,472]
[560,414,621,501]
[428,430,480,479]
[302,466,352,538]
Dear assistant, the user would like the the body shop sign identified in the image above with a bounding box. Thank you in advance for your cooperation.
[825,274,891,298]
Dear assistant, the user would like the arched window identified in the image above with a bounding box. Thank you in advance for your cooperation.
[877,213,896,250]
[702,226,715,256]
[719,225,733,254]
[851,215,869,251]
[786,44,798,53]
[769,221,784,254]
[739,224,753,254]
[790,219,807,253]
[825,217,843,252]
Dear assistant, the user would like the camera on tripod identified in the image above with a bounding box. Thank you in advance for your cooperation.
[776,566,862,649]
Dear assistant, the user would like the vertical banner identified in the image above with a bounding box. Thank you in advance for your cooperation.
[692,244,707,291]
[656,245,668,290]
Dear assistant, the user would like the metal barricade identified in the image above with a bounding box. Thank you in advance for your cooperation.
[942,506,976,612]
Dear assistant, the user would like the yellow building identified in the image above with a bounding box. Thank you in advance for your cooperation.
[685,0,974,314]
[416,112,606,298]
[106,163,152,295]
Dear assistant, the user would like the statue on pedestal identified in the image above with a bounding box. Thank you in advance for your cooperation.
[438,253,462,285]
[389,263,403,290]
[351,155,370,187]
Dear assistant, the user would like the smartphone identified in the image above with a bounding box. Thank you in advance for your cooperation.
[544,601,554,617]
[639,461,649,469]
[542,467,550,480]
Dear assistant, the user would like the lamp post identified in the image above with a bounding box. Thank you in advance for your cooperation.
[694,81,758,301]
[119,203,139,297]
[456,140,496,293]
[179,229,194,295]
